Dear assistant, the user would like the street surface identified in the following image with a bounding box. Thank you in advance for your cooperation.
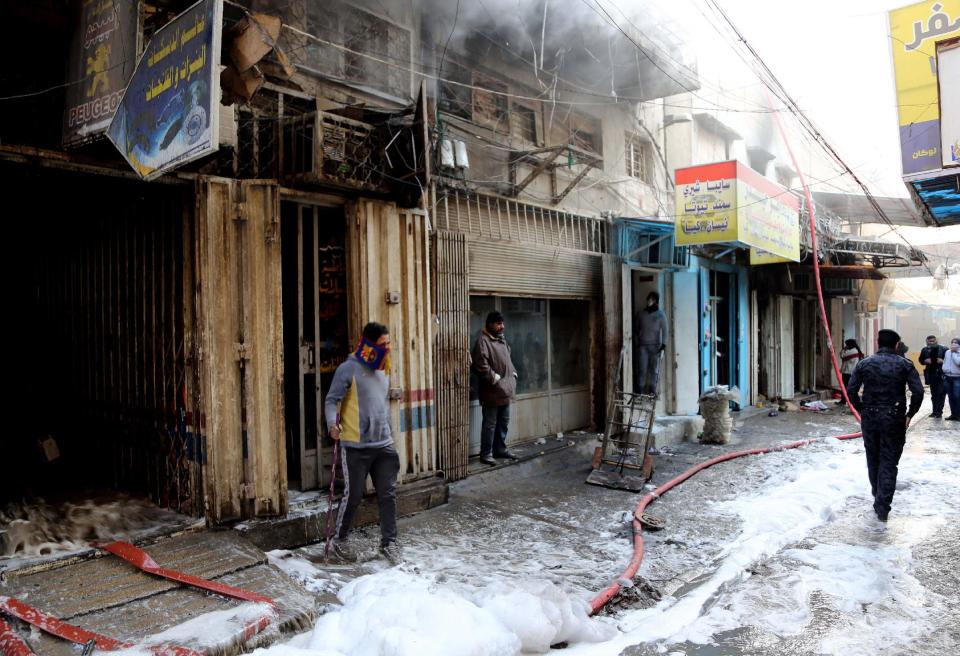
[257,400,959,656]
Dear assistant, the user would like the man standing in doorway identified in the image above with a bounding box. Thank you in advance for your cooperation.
[472,311,518,466]
[846,329,923,522]
[325,321,402,564]
[635,291,669,395]
[919,334,947,418]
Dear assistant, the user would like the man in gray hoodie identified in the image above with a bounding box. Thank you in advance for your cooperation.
[634,291,669,395]
[325,321,401,564]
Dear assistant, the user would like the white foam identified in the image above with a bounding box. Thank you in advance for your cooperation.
[251,567,614,656]
[566,441,867,654]
[109,602,276,655]
[267,550,338,595]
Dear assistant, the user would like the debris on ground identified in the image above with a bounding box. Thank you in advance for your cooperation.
[0,497,185,559]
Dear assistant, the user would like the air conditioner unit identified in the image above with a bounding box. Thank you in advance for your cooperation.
[823,278,858,295]
[279,111,384,192]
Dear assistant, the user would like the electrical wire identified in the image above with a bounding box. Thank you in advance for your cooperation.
[698,0,936,277]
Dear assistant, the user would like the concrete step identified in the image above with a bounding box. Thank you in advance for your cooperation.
[1,532,315,656]
[235,476,449,553]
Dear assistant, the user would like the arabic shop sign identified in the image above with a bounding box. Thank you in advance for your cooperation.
[889,0,960,175]
[674,161,800,263]
[107,0,223,180]
[940,41,960,167]
[63,0,138,147]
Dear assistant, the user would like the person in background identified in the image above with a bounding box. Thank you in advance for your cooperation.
[846,329,923,522]
[838,338,864,405]
[472,311,519,466]
[325,321,402,564]
[634,291,669,395]
[943,337,960,421]
[896,340,909,358]
[919,334,947,418]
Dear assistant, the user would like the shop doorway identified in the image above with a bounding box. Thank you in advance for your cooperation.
[630,271,661,396]
[280,201,349,492]
[2,167,198,517]
[468,296,592,453]
[700,266,743,403]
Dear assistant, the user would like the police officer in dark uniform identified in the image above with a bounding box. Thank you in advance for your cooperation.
[846,329,923,522]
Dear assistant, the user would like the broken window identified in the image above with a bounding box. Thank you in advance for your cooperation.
[570,113,602,155]
[439,61,472,120]
[512,103,539,144]
[626,134,652,182]
[472,73,508,131]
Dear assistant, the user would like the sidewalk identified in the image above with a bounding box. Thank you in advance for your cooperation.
[0,406,868,655]
[246,405,864,654]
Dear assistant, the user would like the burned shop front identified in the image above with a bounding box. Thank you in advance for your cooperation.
[1,165,201,521]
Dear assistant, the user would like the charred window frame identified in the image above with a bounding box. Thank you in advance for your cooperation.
[570,113,602,156]
[439,60,472,120]
[341,7,411,98]
[512,103,540,144]
[344,9,389,90]
[304,3,342,77]
[626,133,652,182]
[472,73,509,131]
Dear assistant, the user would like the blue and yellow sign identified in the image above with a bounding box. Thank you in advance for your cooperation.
[108,0,222,180]
[889,0,960,175]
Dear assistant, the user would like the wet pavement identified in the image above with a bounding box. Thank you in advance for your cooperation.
[610,404,960,655]
[246,399,959,655]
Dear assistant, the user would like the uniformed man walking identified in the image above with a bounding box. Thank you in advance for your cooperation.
[845,329,924,522]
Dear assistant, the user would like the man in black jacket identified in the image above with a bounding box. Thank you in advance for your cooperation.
[919,335,947,418]
[846,329,924,522]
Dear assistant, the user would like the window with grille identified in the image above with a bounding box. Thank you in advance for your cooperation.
[626,134,652,182]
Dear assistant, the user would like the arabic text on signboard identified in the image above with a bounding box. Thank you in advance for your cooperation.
[675,161,739,246]
[674,161,800,263]
[889,0,960,175]
[108,0,222,180]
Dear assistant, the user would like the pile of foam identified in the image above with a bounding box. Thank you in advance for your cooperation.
[250,568,615,656]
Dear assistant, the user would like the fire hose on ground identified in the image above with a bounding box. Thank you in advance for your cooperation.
[589,96,865,615]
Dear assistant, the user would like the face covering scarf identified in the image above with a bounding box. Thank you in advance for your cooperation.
[355,336,391,372]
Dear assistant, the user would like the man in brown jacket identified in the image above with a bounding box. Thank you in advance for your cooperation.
[472,311,519,466]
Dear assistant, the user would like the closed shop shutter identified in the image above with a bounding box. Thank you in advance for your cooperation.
[468,239,601,298]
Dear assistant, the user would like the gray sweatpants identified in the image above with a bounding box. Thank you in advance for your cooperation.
[336,443,401,546]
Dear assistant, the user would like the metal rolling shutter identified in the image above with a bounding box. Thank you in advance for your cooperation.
[468,239,601,297]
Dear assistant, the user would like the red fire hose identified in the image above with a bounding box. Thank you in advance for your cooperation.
[588,431,862,614]
[0,541,275,655]
[590,94,865,615]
